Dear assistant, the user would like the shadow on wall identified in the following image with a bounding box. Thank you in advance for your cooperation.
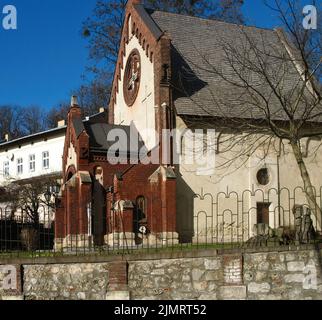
[176,165,195,243]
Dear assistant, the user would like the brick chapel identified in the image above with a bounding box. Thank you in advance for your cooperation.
[55,0,316,249]
[55,0,180,249]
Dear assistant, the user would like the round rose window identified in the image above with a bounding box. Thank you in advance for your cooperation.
[123,49,141,106]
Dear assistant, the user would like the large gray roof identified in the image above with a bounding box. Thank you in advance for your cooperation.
[147,9,316,121]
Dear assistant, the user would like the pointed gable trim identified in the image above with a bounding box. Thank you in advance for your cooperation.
[108,0,165,123]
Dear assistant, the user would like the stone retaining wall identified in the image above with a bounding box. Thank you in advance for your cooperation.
[23,263,109,300]
[128,250,322,300]
[0,248,321,300]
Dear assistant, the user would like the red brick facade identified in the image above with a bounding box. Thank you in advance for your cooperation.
[54,0,178,249]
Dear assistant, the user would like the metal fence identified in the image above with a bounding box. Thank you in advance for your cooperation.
[0,185,321,258]
[0,204,54,253]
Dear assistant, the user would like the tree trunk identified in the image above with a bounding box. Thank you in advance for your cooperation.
[291,141,321,230]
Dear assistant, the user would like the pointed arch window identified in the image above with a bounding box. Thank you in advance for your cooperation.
[136,196,146,216]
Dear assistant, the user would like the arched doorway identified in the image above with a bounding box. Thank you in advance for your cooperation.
[92,167,106,246]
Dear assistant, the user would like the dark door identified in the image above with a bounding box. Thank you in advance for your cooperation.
[133,196,147,245]
[257,202,270,224]
[92,180,106,246]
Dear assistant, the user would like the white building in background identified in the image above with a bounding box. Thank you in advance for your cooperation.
[0,121,66,223]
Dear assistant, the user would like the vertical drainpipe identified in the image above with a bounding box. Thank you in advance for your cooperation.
[277,140,282,226]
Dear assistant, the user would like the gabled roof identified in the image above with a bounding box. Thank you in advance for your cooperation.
[83,114,146,154]
[145,9,315,121]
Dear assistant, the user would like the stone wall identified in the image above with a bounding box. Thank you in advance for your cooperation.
[243,251,322,300]
[0,248,322,300]
[129,250,322,300]
[23,263,109,300]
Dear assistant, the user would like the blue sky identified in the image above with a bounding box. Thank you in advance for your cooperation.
[0,0,308,110]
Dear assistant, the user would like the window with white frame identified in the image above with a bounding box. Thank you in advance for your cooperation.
[17,158,23,175]
[29,154,35,172]
[3,161,9,177]
[42,151,49,169]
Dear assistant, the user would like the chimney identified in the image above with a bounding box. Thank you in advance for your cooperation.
[4,134,10,142]
[71,95,79,107]
[57,120,65,128]
[99,107,105,113]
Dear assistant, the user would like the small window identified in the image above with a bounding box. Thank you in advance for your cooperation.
[257,202,270,225]
[203,131,208,155]
[42,151,49,169]
[17,158,23,175]
[29,154,35,172]
[256,168,270,186]
[3,162,9,177]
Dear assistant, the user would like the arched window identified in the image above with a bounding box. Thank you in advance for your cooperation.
[136,196,146,215]
[94,166,104,185]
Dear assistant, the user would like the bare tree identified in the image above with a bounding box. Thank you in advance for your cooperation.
[176,0,321,224]
[0,105,24,140]
[75,80,110,117]
[81,0,245,97]
[20,105,47,135]
[2,175,59,227]
[46,102,70,129]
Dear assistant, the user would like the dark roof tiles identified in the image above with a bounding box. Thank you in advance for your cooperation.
[148,10,316,120]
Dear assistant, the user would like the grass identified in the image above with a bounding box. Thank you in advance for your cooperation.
[0,242,244,260]
[1,240,320,261]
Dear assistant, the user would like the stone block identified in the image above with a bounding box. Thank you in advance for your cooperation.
[271,263,286,272]
[248,282,271,293]
[198,293,217,300]
[219,286,247,300]
[204,271,220,281]
[151,269,165,275]
[192,269,205,281]
[2,295,24,300]
[204,259,221,270]
[258,262,270,271]
[193,281,208,291]
[287,262,305,272]
[285,253,296,261]
[106,291,130,300]
[284,274,305,283]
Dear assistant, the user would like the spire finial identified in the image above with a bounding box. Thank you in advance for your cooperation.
[71,95,78,107]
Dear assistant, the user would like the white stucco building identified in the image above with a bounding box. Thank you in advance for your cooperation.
[0,122,66,223]
[0,125,66,185]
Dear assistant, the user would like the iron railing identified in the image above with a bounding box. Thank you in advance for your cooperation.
[0,185,321,258]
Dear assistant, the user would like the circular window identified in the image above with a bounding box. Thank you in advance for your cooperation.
[123,49,141,106]
[257,168,270,186]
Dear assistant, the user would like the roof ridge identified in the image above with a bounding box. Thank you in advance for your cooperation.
[0,126,66,148]
[147,8,276,33]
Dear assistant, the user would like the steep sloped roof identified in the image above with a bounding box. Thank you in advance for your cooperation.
[146,9,317,121]
[84,117,146,154]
